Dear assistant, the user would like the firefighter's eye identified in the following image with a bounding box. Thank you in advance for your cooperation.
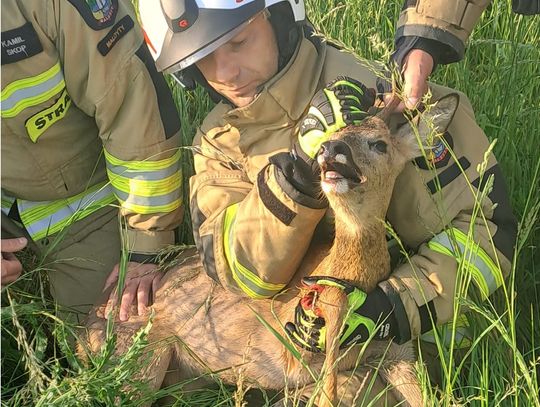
[368,140,387,154]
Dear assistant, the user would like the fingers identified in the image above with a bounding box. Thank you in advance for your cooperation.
[401,49,433,110]
[103,262,160,321]
[103,264,120,293]
[119,280,137,322]
[1,237,28,253]
[1,256,23,286]
[1,238,27,287]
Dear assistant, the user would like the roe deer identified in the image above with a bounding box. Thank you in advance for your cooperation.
[80,94,459,406]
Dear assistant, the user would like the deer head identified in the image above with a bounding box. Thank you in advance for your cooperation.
[317,94,459,230]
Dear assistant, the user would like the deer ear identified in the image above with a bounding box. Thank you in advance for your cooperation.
[394,93,460,160]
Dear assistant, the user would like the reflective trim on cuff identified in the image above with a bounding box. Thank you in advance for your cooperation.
[428,228,503,300]
[223,203,285,299]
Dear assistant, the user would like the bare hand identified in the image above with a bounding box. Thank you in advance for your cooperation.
[1,237,28,287]
[103,262,161,321]
[384,49,434,111]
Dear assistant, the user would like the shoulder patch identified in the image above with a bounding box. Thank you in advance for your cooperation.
[414,131,454,169]
[97,15,134,56]
[67,0,119,31]
[1,22,43,65]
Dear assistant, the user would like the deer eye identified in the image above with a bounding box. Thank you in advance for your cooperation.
[369,140,387,154]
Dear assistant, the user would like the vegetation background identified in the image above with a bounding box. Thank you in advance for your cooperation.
[1,0,538,406]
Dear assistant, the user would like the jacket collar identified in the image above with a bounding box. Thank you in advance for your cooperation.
[221,33,326,129]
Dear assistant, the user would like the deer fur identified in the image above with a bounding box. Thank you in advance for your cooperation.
[80,95,459,406]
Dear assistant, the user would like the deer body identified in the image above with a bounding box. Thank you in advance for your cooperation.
[82,95,459,406]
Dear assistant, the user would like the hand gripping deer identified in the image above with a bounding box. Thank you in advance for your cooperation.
[80,95,459,406]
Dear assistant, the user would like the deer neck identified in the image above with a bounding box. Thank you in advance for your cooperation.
[320,217,390,292]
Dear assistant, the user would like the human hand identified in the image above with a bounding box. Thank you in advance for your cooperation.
[285,276,395,352]
[1,237,28,287]
[103,261,161,321]
[383,49,434,111]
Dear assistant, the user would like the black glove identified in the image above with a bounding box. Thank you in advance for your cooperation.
[285,276,398,353]
[296,76,374,161]
[274,77,374,199]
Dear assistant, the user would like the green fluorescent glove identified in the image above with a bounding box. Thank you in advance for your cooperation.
[285,276,397,352]
[297,76,375,160]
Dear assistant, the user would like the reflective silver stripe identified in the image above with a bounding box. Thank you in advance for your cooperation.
[1,191,16,216]
[18,185,115,239]
[106,163,179,181]
[1,70,64,113]
[114,188,181,207]
[421,324,471,348]
[431,231,499,296]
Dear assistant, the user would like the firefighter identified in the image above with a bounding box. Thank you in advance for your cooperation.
[140,0,517,403]
[1,0,183,323]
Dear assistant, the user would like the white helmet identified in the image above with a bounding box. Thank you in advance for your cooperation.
[139,0,305,75]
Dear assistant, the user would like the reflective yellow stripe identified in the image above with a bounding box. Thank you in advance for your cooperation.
[1,62,65,118]
[1,192,16,215]
[104,149,182,214]
[223,203,285,298]
[116,197,182,215]
[104,149,181,171]
[421,314,471,349]
[17,182,116,241]
[106,171,181,196]
[428,227,503,299]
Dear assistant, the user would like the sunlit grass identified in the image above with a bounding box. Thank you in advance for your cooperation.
[2,0,538,406]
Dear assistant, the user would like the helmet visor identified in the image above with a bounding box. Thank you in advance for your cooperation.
[157,1,265,74]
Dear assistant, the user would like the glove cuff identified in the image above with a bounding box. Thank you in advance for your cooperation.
[361,286,399,341]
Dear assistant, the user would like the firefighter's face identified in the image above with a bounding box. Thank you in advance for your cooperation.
[196,11,279,107]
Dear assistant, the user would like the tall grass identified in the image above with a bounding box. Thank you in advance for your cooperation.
[2,0,539,405]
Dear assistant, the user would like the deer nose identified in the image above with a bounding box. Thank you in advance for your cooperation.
[318,140,353,164]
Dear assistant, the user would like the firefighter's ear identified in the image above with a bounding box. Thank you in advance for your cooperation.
[394,94,459,160]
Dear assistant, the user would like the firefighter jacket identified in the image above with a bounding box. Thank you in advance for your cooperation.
[397,0,539,65]
[396,0,491,64]
[1,0,182,260]
[189,32,517,344]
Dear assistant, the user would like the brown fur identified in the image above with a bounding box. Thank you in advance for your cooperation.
[79,95,459,406]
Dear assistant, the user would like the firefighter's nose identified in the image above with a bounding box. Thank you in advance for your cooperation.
[318,140,353,164]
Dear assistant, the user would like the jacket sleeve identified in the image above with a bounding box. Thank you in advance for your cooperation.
[189,124,327,298]
[396,0,492,64]
[381,87,517,344]
[53,0,183,261]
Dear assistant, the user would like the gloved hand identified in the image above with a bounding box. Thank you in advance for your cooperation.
[285,276,398,353]
[296,76,375,162]
[270,77,374,199]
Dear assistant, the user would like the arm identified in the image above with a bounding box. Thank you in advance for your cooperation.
[396,0,492,65]
[190,126,327,298]
[54,0,182,319]
[191,79,373,299]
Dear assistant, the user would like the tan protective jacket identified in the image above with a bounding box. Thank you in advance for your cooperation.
[190,33,516,342]
[397,0,491,62]
[1,0,182,258]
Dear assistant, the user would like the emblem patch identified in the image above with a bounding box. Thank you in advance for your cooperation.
[97,15,134,56]
[1,22,43,65]
[67,0,119,30]
[25,88,72,142]
[415,131,454,169]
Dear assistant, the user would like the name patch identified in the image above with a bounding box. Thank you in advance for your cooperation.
[97,15,134,56]
[1,22,43,65]
[25,89,72,142]
[67,0,119,31]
